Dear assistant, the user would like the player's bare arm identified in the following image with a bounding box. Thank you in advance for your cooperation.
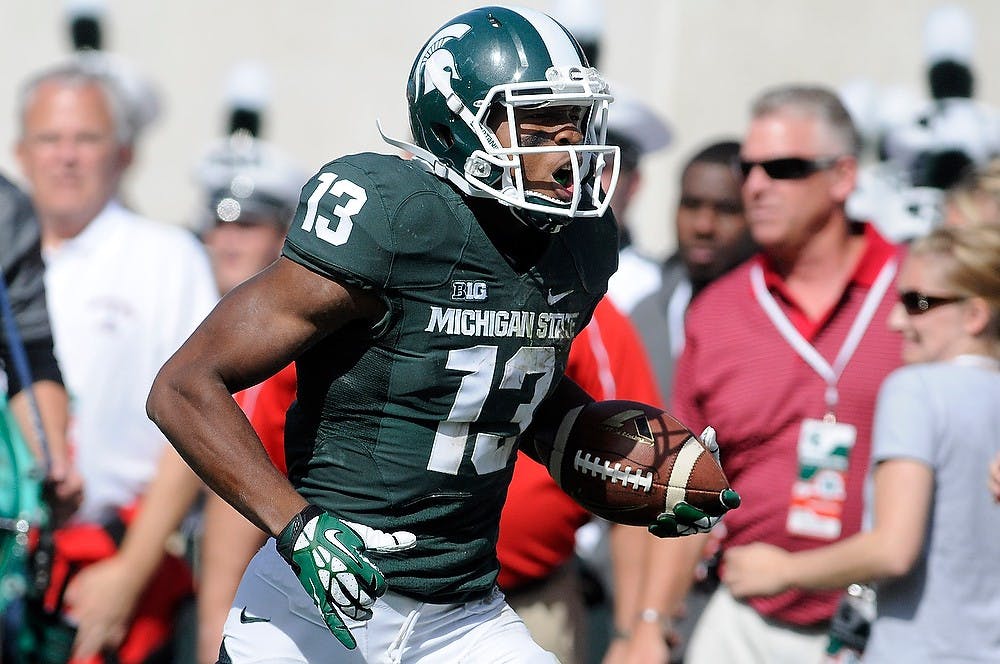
[146,255,385,537]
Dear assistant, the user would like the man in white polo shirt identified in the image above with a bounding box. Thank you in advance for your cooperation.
[15,58,217,662]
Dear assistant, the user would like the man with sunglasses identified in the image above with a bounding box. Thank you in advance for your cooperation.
[620,85,904,664]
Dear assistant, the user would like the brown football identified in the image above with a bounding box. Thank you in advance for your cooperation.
[545,400,734,526]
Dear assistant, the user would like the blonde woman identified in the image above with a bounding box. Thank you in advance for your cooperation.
[944,158,1000,228]
[724,224,1000,663]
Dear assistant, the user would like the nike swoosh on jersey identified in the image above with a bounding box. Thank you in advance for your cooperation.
[547,289,573,305]
[239,607,271,624]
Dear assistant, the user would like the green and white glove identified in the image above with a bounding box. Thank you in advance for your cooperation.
[276,504,416,649]
[649,427,741,538]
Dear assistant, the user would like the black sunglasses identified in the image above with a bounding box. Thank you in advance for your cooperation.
[737,156,841,180]
[899,290,966,316]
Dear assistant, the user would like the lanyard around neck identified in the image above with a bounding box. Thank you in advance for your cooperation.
[749,258,897,416]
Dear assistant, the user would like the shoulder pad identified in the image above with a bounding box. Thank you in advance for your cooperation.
[283,153,473,290]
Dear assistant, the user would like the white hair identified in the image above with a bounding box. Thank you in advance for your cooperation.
[751,84,863,157]
[18,58,137,146]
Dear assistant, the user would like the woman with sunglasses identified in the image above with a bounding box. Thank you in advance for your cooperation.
[723,223,1000,663]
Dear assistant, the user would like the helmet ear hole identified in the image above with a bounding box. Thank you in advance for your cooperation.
[483,102,505,131]
[430,123,455,149]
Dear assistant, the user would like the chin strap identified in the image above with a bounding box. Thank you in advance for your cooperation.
[377,120,484,197]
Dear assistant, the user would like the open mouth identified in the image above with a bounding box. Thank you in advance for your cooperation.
[553,163,573,188]
[685,245,717,265]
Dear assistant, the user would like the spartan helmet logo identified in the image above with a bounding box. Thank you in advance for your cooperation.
[413,23,472,102]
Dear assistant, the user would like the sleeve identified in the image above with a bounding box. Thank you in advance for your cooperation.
[282,159,395,291]
[593,298,663,407]
[565,297,663,406]
[3,340,62,397]
[565,324,603,400]
[0,177,54,345]
[669,308,706,433]
[0,175,63,396]
[870,367,936,467]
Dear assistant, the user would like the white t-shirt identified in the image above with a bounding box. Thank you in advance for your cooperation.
[606,245,661,315]
[44,200,218,524]
[863,360,1000,664]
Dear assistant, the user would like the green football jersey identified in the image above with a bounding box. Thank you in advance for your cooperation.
[281,153,617,603]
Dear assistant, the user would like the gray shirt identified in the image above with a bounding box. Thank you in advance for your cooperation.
[0,173,58,395]
[864,360,1000,663]
[627,253,691,401]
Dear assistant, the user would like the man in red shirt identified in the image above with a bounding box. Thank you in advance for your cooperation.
[621,85,903,664]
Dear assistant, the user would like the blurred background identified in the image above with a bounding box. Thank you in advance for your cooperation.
[2,0,999,258]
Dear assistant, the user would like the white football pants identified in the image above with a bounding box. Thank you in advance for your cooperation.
[219,540,559,663]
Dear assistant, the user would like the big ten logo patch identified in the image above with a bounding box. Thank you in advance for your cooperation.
[451,281,488,302]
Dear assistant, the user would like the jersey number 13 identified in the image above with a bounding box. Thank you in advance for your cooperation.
[427,345,555,476]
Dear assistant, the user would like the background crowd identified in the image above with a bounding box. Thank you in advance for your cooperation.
[1,1,999,663]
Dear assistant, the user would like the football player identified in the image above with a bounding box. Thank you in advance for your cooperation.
[147,6,725,662]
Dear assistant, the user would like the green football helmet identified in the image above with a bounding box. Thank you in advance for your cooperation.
[385,5,620,232]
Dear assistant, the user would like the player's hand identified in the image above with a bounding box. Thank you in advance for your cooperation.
[276,504,416,649]
[648,427,740,538]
